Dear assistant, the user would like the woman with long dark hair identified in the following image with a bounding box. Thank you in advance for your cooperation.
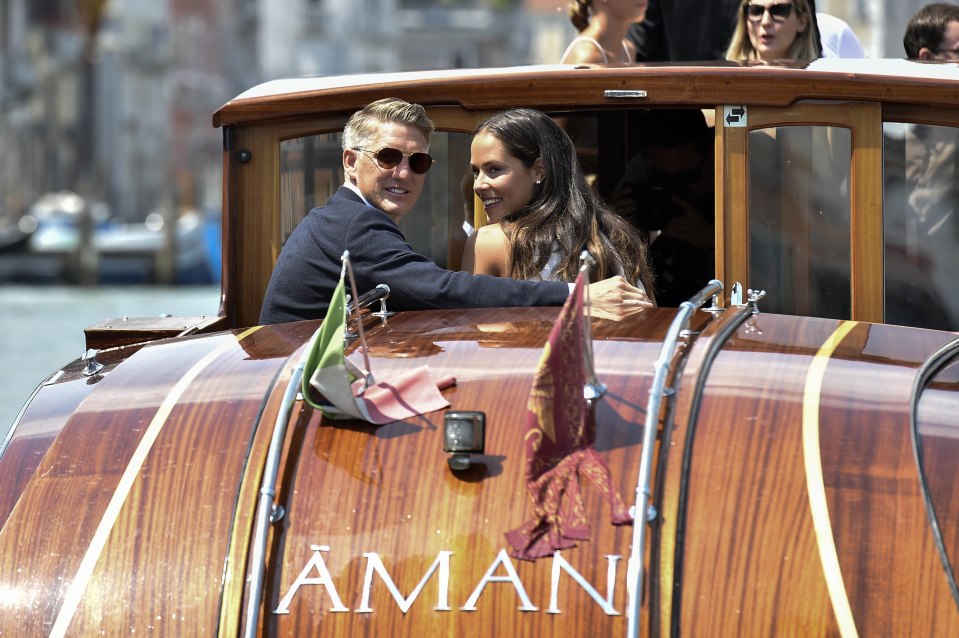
[464,108,655,301]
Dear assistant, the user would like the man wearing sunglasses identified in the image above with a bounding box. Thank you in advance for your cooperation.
[260,97,650,324]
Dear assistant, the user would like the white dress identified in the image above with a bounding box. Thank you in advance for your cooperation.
[560,36,631,64]
[539,243,647,294]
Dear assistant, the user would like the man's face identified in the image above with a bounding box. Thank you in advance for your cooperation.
[921,19,959,60]
[344,122,429,223]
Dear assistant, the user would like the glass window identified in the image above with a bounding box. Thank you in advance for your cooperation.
[883,122,959,331]
[559,108,717,307]
[748,126,851,319]
[279,131,474,269]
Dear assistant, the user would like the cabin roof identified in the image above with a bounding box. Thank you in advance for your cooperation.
[212,59,959,128]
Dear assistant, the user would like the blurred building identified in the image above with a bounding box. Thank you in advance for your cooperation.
[0,0,938,230]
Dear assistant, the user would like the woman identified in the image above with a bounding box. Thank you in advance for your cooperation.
[561,0,649,64]
[464,108,656,301]
[725,0,822,62]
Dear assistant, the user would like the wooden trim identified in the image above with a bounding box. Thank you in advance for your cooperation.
[717,119,749,302]
[884,104,959,127]
[213,66,959,128]
[849,104,883,322]
[718,102,883,322]
[231,124,285,328]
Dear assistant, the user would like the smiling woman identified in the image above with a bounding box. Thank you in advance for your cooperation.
[463,108,656,299]
[725,0,822,61]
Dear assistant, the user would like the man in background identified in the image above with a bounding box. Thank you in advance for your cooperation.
[904,2,959,59]
[882,3,959,329]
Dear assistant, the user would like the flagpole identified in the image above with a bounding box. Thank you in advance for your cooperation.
[579,250,606,401]
[341,251,375,393]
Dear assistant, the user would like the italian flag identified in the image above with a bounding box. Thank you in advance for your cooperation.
[301,271,452,424]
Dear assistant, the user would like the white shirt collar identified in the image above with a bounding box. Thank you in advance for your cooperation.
[343,180,372,207]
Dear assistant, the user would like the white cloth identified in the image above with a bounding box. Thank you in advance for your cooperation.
[540,242,647,294]
[817,13,867,58]
[561,35,631,64]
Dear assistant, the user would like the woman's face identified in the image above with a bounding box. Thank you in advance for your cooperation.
[602,0,649,25]
[470,132,545,223]
[744,1,808,61]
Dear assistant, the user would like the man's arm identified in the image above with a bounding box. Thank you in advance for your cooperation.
[343,207,569,310]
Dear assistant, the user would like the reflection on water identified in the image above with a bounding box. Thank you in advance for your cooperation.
[0,285,220,434]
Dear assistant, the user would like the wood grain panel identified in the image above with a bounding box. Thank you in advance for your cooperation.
[677,315,959,636]
[255,307,671,636]
[815,323,959,635]
[0,326,307,636]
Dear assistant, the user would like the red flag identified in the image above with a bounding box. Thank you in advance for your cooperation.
[505,272,632,560]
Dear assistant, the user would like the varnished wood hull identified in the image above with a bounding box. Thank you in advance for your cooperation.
[1,306,957,636]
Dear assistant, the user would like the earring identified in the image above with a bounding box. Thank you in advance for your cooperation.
[535,179,542,184]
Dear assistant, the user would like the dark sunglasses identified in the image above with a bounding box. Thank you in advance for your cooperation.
[353,147,434,174]
[744,2,795,22]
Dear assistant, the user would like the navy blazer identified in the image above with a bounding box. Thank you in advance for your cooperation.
[259,187,570,324]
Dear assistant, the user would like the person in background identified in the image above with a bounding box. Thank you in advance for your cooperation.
[464,108,656,301]
[561,0,649,64]
[725,0,822,62]
[627,0,740,61]
[904,2,959,60]
[882,2,959,329]
[628,0,861,61]
[259,98,649,324]
[612,109,715,306]
[816,12,867,57]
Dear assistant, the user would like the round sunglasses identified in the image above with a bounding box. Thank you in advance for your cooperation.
[744,2,795,22]
[353,147,434,174]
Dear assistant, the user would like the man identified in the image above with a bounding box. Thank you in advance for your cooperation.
[904,3,959,60]
[259,98,649,324]
[886,3,959,329]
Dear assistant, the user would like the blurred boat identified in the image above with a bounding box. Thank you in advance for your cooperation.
[0,191,220,284]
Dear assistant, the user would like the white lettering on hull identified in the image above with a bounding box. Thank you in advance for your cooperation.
[275,545,349,614]
[274,545,626,616]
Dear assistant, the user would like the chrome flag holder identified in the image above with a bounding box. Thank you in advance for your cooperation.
[579,251,607,402]
[342,250,375,394]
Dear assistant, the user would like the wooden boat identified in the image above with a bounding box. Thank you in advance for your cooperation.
[2,59,959,636]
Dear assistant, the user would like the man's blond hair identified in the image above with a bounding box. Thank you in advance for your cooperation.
[342,98,434,150]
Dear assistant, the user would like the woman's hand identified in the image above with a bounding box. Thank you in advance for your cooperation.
[587,276,654,320]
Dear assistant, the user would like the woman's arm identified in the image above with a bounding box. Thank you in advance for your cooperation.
[461,224,508,276]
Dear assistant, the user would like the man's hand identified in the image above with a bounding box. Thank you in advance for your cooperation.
[587,276,654,320]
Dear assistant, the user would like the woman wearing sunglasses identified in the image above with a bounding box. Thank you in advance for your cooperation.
[464,108,656,303]
[725,0,822,61]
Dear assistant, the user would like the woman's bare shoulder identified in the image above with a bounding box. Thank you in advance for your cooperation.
[469,223,509,276]
[475,223,508,246]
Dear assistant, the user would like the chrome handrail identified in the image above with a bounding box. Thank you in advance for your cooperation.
[626,279,723,638]
[243,345,309,638]
[910,336,959,610]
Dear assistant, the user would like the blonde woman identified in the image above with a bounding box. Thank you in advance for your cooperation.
[561,0,649,64]
[725,0,822,61]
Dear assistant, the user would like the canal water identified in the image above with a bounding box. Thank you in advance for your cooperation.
[0,284,221,435]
